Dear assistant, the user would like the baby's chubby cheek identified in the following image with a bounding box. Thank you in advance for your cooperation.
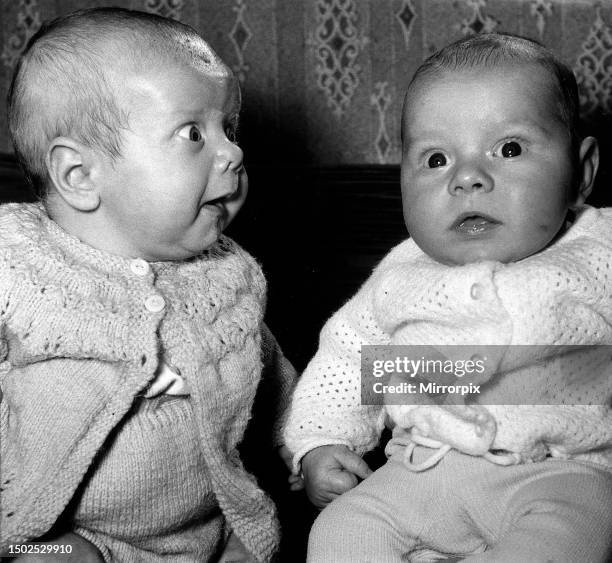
[537,222,555,233]
[536,212,570,240]
[224,180,248,226]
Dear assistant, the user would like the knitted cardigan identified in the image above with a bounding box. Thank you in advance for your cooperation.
[0,203,295,562]
[283,206,612,471]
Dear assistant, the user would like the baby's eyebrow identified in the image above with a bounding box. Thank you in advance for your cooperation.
[169,106,207,118]
[402,136,443,152]
[223,95,241,116]
[492,118,557,138]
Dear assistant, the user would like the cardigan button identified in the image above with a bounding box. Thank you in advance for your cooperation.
[0,361,11,373]
[130,259,150,276]
[144,295,165,313]
[470,283,483,300]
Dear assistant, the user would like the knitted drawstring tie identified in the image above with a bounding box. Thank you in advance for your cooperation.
[403,431,522,472]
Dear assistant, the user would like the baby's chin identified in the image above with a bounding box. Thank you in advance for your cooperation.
[144,233,224,262]
[428,244,548,266]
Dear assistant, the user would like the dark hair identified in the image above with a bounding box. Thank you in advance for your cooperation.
[7,7,229,199]
[403,33,580,148]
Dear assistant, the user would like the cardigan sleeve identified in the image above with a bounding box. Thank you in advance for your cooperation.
[282,279,389,474]
[252,322,298,448]
[238,323,299,494]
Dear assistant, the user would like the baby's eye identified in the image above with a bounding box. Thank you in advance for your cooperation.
[500,141,522,158]
[427,153,447,168]
[178,124,203,143]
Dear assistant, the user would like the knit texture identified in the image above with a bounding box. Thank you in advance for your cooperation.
[0,203,295,561]
[283,206,612,471]
[74,397,225,561]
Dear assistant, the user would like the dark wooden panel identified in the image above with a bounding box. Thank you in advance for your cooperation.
[0,153,35,203]
[229,165,405,369]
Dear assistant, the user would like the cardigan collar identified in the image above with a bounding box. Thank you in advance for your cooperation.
[0,203,266,366]
[0,202,238,276]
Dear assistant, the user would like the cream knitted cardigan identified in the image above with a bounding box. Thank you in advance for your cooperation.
[0,203,295,562]
[283,206,612,471]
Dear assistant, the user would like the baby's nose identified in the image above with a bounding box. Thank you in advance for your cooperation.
[448,163,493,195]
[215,138,244,174]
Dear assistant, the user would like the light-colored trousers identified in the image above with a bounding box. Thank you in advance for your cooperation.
[308,447,612,562]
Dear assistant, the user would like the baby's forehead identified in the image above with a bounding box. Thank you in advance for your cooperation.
[111,32,230,76]
[404,62,559,114]
[108,58,241,119]
[105,35,238,99]
[171,35,230,76]
[417,62,550,92]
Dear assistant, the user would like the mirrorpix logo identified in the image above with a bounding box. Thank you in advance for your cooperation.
[371,376,484,397]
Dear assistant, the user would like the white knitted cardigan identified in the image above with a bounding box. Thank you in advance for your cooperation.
[283,206,612,472]
[0,203,294,562]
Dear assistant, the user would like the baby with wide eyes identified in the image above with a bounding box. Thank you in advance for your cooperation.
[284,33,612,563]
[427,139,522,167]
[0,7,297,562]
[399,51,594,267]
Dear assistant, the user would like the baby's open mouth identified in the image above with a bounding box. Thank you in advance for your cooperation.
[452,213,501,235]
[200,197,228,224]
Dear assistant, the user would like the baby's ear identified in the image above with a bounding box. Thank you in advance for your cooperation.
[573,136,599,208]
[46,137,101,211]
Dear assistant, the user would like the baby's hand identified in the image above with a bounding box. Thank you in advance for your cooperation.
[301,445,372,509]
[279,444,305,491]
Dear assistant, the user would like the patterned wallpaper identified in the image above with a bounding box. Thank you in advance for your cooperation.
[0,0,611,166]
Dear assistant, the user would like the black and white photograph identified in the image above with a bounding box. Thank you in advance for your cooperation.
[0,1,611,561]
